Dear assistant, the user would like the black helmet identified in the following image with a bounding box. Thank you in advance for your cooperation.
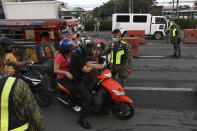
[77,36,94,56]
[0,37,15,53]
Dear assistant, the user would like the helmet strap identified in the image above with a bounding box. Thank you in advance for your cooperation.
[77,47,83,54]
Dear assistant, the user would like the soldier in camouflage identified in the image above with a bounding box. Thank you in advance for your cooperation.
[165,18,172,44]
[94,18,100,38]
[99,29,133,88]
[170,20,181,58]
[0,45,45,131]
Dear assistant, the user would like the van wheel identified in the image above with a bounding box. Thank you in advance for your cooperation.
[154,32,163,40]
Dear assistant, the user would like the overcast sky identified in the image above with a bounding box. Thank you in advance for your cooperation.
[62,0,194,10]
[62,0,109,10]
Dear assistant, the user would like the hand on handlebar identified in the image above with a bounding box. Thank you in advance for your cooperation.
[25,61,34,65]
[86,61,97,67]
[95,64,104,70]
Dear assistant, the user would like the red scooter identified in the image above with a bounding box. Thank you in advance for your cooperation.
[56,67,135,120]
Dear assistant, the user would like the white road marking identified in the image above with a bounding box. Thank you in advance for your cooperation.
[138,56,165,58]
[125,87,194,92]
[146,43,153,45]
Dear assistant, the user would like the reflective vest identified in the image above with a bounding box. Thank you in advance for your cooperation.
[110,40,127,65]
[0,77,29,131]
[173,28,177,37]
[167,22,171,30]
[95,20,100,27]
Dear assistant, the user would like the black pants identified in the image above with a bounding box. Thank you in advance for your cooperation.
[74,81,92,119]
[58,78,78,107]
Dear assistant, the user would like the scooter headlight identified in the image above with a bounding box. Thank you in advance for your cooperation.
[32,81,41,86]
[104,72,112,78]
[31,78,41,85]
[24,76,41,85]
[112,90,125,96]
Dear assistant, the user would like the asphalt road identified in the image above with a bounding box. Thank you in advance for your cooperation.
[40,32,197,131]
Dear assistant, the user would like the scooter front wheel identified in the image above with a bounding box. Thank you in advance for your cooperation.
[112,102,135,120]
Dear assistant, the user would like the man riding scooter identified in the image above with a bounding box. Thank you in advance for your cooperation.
[70,42,103,129]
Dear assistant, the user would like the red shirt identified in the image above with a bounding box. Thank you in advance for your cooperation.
[54,53,70,79]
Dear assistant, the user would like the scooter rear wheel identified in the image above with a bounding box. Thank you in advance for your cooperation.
[112,102,135,120]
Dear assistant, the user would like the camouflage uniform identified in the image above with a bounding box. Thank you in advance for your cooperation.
[100,40,133,88]
[170,24,181,57]
[94,19,100,38]
[165,21,171,43]
[0,72,45,131]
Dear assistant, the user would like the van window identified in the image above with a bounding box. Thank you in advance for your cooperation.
[155,18,166,24]
[116,15,130,22]
[133,16,147,23]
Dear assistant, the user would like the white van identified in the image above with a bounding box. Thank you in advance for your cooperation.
[112,13,167,40]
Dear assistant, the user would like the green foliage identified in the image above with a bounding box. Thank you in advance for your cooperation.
[174,19,197,29]
[84,19,94,31]
[84,19,112,31]
[92,0,114,18]
[100,20,112,31]
[92,0,156,18]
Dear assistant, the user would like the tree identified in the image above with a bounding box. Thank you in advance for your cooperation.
[92,0,114,18]
[92,0,156,18]
[179,5,191,10]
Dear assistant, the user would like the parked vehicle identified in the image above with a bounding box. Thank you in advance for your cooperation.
[11,63,51,107]
[112,13,167,40]
[56,67,135,120]
[0,19,78,62]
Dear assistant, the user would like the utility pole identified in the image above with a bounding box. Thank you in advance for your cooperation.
[129,0,131,13]
[172,0,175,18]
[132,0,134,13]
[114,0,116,13]
[176,0,179,17]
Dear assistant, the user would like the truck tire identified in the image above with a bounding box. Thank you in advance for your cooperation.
[154,32,163,40]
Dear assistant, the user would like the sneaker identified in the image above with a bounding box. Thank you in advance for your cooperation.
[72,105,81,112]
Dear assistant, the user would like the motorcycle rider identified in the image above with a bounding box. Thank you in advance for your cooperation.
[70,42,103,129]
[54,39,81,112]
[0,37,33,75]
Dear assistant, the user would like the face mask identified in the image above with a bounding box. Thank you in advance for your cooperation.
[112,37,119,43]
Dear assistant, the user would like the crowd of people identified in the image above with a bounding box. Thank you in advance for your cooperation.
[0,22,133,130]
